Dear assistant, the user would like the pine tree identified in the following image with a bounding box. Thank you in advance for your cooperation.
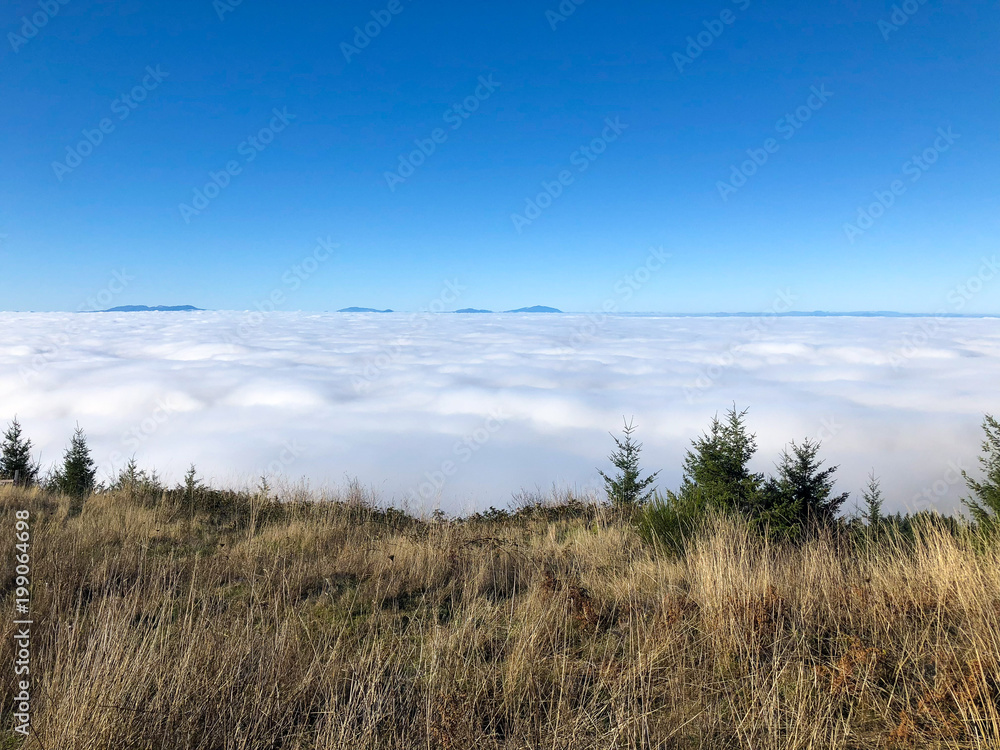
[773,438,849,527]
[0,417,39,486]
[677,405,763,516]
[862,470,884,526]
[598,417,659,508]
[54,426,97,498]
[183,464,201,500]
[109,456,162,500]
[962,414,1000,529]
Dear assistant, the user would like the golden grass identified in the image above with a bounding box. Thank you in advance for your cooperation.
[1,486,998,749]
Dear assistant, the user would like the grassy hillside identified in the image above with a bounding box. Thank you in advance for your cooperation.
[1,485,998,749]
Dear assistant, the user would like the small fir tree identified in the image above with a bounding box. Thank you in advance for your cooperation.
[677,405,764,516]
[0,417,39,485]
[54,426,97,498]
[773,438,849,528]
[598,417,659,508]
[861,470,884,527]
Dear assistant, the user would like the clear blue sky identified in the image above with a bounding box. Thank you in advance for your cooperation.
[2,0,998,313]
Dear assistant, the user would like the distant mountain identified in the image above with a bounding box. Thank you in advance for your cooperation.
[504,306,562,313]
[337,307,394,313]
[102,305,202,312]
[454,308,493,313]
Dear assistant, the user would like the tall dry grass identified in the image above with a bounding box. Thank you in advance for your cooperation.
[1,485,998,749]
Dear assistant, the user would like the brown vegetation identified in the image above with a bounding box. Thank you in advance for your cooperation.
[1,485,998,749]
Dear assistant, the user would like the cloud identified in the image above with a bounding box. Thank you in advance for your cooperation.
[0,312,997,515]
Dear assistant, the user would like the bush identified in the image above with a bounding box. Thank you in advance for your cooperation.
[636,490,709,556]
[108,457,164,502]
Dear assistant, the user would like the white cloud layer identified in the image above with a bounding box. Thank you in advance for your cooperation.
[1,311,997,515]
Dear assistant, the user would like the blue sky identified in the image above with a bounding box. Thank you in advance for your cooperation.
[2,0,998,313]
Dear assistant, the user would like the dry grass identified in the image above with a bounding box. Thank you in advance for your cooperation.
[1,486,998,749]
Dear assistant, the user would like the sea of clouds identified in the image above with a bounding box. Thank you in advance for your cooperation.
[0,311,997,515]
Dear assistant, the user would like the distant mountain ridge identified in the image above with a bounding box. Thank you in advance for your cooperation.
[81,306,998,317]
[102,305,203,312]
[504,306,562,313]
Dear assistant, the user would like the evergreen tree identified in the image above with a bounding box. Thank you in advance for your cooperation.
[0,417,39,485]
[598,417,659,508]
[109,456,162,500]
[861,470,884,526]
[773,438,849,527]
[755,475,803,536]
[677,405,763,516]
[183,464,201,500]
[962,414,1000,529]
[53,426,97,498]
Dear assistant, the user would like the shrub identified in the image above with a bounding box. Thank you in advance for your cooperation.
[636,490,709,556]
[108,457,164,502]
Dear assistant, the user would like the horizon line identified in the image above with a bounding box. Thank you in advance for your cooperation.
[4,309,1000,318]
